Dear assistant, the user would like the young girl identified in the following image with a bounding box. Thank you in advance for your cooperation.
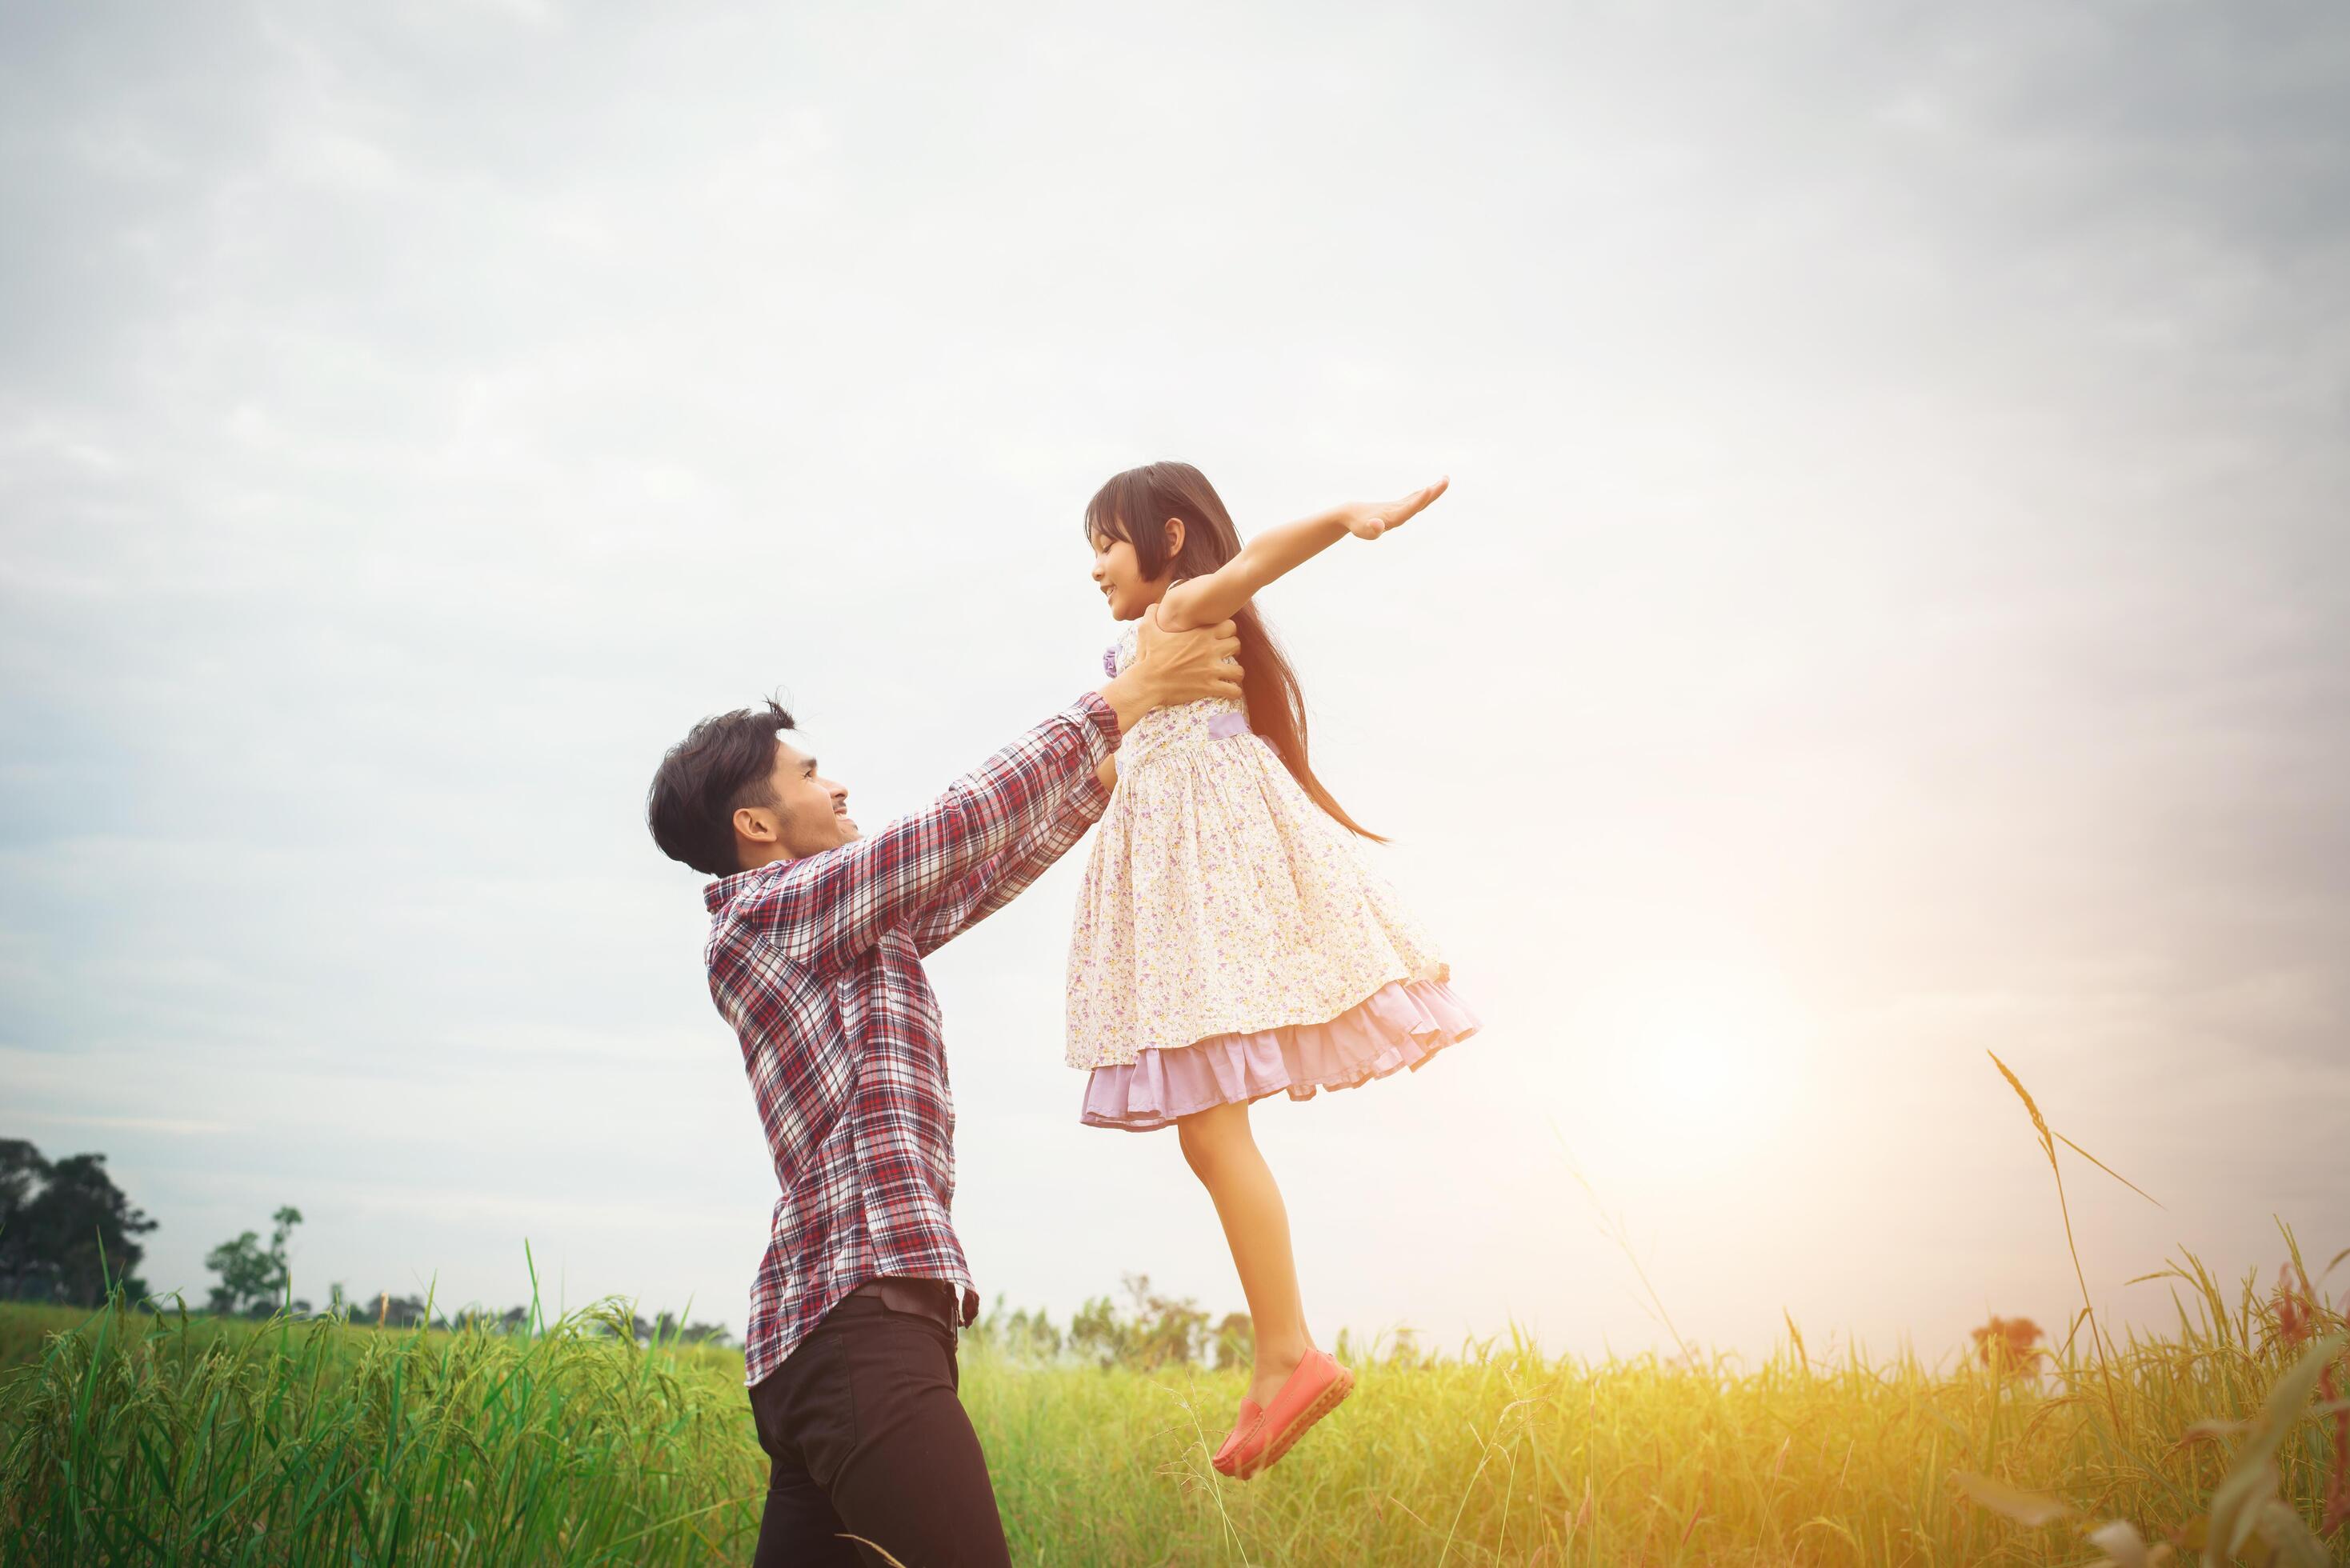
[1067,461,1479,1479]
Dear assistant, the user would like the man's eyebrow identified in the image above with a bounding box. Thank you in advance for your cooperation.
[802,757,819,773]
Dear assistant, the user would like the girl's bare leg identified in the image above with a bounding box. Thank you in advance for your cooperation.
[1177,1101,1314,1407]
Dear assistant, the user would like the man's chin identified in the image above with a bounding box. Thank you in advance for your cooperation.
[837,822,862,844]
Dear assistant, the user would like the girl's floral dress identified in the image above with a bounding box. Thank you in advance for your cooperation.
[1067,620,1479,1130]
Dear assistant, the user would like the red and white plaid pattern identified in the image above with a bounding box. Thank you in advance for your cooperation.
[702,694,1119,1385]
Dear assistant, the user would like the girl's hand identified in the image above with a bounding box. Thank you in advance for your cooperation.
[1161,478,1454,632]
[1344,476,1451,540]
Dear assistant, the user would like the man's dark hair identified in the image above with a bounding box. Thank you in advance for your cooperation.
[647,698,797,878]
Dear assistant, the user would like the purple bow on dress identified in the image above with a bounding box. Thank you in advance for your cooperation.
[1207,712,1251,740]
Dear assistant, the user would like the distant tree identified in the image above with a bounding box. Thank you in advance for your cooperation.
[967,1299,1064,1362]
[204,1206,303,1317]
[639,1316,728,1354]
[1071,1274,1210,1370]
[0,1140,54,1301]
[0,1141,42,1225]
[648,1310,734,1347]
[0,1138,157,1305]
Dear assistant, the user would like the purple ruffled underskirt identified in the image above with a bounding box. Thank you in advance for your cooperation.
[1079,978,1480,1132]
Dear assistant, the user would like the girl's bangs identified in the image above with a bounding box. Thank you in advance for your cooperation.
[1083,472,1148,547]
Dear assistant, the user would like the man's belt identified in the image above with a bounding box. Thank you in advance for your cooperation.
[848,1275,960,1334]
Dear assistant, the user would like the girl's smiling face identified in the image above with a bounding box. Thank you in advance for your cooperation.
[1089,525,1170,622]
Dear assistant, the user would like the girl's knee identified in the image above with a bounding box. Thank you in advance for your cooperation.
[1177,1104,1250,1174]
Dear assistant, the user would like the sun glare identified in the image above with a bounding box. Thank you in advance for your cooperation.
[1573,958,1811,1178]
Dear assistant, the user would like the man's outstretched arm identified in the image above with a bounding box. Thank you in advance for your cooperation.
[906,766,1110,957]
[907,610,1237,954]
[727,611,1239,972]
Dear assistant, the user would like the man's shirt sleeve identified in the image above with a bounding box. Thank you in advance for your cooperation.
[907,766,1113,958]
[724,693,1122,973]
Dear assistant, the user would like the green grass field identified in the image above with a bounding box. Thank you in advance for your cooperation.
[3,1246,2344,1567]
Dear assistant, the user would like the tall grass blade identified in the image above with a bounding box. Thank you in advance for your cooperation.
[1988,1051,2126,1423]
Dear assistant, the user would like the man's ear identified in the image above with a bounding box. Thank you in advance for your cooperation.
[1163,515,1186,559]
[733,805,779,849]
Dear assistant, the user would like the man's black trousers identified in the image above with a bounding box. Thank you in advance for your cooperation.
[747,1281,1011,1568]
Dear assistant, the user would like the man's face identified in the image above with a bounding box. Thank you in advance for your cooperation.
[735,738,858,866]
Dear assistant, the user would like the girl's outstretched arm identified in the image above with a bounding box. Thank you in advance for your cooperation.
[1159,477,1450,632]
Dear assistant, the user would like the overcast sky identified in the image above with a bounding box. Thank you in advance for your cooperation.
[3,0,2345,1364]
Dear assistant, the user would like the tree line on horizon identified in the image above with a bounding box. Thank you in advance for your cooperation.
[0,1136,733,1346]
[3,1137,1267,1368]
[972,1272,1258,1373]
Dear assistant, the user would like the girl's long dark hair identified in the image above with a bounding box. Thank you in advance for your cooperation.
[1085,461,1383,842]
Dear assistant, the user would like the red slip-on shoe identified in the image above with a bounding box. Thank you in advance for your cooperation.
[1211,1398,1265,1477]
[1231,1350,1354,1480]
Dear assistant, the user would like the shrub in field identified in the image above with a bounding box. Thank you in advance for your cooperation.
[1969,1314,2045,1376]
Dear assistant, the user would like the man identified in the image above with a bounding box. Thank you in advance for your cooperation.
[645,610,1243,1568]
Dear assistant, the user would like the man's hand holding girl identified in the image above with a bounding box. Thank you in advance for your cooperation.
[1098,607,1243,734]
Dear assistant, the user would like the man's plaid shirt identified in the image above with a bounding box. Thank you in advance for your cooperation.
[703,693,1120,1386]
